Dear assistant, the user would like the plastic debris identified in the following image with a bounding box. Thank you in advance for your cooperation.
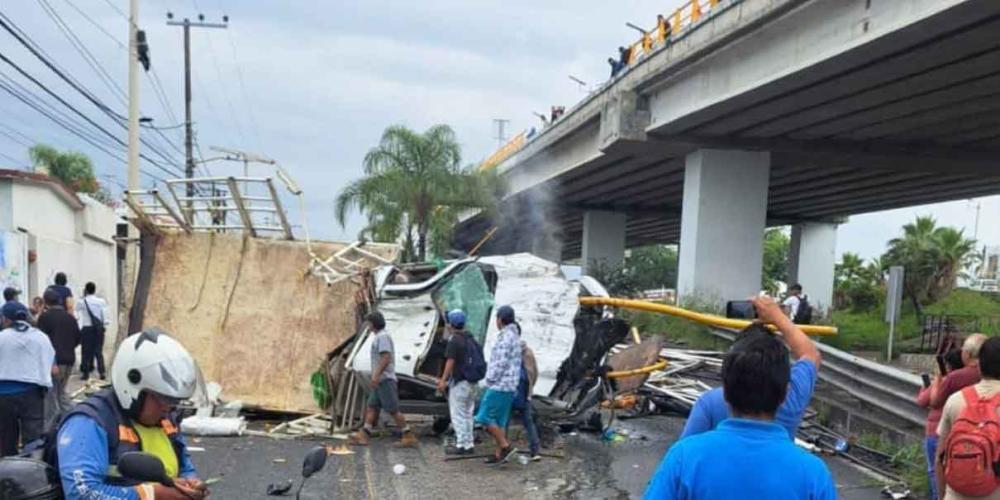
[180,416,246,436]
[393,464,406,475]
[266,479,293,496]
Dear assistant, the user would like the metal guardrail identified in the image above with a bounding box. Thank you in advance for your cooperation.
[708,328,925,428]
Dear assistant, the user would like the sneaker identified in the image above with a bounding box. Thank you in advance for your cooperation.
[98,373,106,380]
[348,429,370,446]
[530,454,541,462]
[394,430,418,448]
[80,373,89,381]
[445,445,474,456]
[484,454,503,465]
[500,445,518,463]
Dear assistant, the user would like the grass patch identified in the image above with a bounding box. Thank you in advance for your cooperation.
[824,289,1000,352]
[856,433,928,494]
[623,308,728,350]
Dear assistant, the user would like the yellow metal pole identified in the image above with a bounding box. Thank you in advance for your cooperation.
[578,296,838,336]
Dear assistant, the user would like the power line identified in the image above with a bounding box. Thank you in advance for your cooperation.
[30,1,186,171]
[0,128,32,148]
[62,0,125,50]
[220,4,263,150]
[0,79,164,183]
[0,150,28,168]
[37,0,127,107]
[0,50,183,177]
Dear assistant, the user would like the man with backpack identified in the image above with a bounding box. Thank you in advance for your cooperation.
[937,335,1000,499]
[475,305,522,465]
[782,284,813,324]
[437,310,485,455]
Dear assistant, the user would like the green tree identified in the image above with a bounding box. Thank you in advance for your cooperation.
[625,245,678,290]
[335,125,499,262]
[762,227,790,294]
[834,252,881,312]
[29,144,99,193]
[882,216,979,314]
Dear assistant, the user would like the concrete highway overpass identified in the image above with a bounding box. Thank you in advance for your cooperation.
[456,0,1000,309]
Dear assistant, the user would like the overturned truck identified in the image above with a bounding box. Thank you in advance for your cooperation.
[327,253,632,426]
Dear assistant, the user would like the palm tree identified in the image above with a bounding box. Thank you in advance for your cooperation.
[335,125,499,262]
[929,226,979,300]
[29,144,99,192]
[835,252,865,287]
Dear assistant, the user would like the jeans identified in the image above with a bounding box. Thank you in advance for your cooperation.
[925,435,938,500]
[514,403,540,455]
[449,380,476,449]
[80,326,106,377]
[0,388,45,456]
[44,364,73,431]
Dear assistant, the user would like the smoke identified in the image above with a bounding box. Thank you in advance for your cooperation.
[494,175,564,263]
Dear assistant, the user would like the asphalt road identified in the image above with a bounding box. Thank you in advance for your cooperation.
[186,416,889,499]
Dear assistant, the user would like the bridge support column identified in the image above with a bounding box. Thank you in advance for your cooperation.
[788,222,838,313]
[581,210,626,274]
[677,149,770,306]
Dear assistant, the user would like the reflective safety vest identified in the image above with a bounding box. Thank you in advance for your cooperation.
[48,388,185,484]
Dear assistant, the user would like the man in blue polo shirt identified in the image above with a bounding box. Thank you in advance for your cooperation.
[644,295,835,499]
[680,295,821,440]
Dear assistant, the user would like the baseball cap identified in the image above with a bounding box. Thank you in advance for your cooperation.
[497,305,515,324]
[447,310,467,329]
[2,287,20,301]
[1,300,29,322]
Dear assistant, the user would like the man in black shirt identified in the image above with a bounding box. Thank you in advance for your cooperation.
[437,310,475,455]
[37,289,80,429]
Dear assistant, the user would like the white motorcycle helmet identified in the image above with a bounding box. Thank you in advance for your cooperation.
[111,328,201,412]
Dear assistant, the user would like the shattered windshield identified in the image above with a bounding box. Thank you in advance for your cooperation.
[431,264,494,344]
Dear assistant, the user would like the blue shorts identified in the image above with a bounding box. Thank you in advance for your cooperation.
[474,389,514,429]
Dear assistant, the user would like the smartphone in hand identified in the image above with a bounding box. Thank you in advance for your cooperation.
[726,300,757,320]
[921,373,931,388]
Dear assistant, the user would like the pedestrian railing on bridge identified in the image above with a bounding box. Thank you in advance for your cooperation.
[919,313,1000,354]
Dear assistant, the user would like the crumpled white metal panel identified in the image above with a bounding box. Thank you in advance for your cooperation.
[479,253,580,396]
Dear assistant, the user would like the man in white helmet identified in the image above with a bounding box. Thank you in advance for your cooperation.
[53,329,207,500]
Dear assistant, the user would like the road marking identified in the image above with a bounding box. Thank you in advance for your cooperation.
[363,448,377,499]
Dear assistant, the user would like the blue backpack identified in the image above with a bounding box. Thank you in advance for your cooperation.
[460,336,487,383]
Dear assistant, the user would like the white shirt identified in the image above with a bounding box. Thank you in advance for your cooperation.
[0,322,55,387]
[782,295,801,320]
[75,295,109,328]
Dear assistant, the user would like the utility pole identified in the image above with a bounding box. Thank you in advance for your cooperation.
[492,118,509,149]
[166,12,228,208]
[120,0,142,342]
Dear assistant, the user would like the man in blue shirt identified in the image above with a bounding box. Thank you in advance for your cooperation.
[680,295,821,440]
[645,296,836,499]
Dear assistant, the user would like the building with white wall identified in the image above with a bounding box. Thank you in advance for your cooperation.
[0,169,120,337]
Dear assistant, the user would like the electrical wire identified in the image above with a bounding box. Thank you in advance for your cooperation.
[37,0,127,107]
[0,150,28,168]
[61,0,125,50]
[0,51,183,177]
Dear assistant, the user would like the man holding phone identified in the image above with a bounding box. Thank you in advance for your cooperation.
[680,295,821,439]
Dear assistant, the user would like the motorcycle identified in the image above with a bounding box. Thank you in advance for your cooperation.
[0,445,329,500]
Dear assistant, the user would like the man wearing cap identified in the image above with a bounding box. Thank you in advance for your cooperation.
[3,287,24,320]
[476,305,522,465]
[350,311,417,447]
[438,310,476,455]
[0,299,55,456]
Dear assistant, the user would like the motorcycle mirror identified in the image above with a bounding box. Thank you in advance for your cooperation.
[118,452,174,487]
[301,446,327,479]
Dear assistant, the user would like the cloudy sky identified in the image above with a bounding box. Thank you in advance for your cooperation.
[1,1,996,262]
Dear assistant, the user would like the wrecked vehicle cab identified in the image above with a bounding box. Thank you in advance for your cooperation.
[332,253,630,421]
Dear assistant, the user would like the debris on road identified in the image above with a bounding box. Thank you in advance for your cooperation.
[180,415,247,436]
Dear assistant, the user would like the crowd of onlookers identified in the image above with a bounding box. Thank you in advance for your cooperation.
[0,272,110,456]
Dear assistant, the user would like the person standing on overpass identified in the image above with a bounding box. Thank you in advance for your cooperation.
[679,295,821,440]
